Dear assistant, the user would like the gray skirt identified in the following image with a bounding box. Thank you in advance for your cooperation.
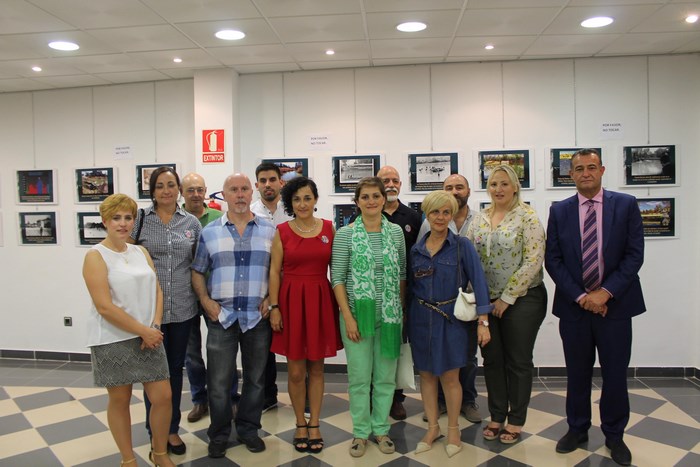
[91,337,169,387]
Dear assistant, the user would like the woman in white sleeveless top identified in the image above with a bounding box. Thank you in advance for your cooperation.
[83,194,175,467]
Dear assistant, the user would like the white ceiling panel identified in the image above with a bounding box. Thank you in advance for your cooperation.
[231,63,301,74]
[366,10,463,39]
[569,0,666,5]
[449,36,538,57]
[86,25,199,53]
[94,70,172,84]
[524,34,620,56]
[0,0,75,34]
[30,0,167,29]
[467,0,568,6]
[31,74,113,88]
[370,38,452,59]
[372,57,446,66]
[543,5,664,35]
[255,0,359,17]
[58,54,153,74]
[142,0,261,22]
[445,54,520,62]
[159,68,197,79]
[364,0,465,13]
[599,32,700,55]
[631,3,700,33]
[457,8,562,36]
[0,78,55,92]
[208,44,296,65]
[175,19,280,47]
[127,49,223,69]
[268,14,366,43]
[0,59,85,78]
[674,34,700,52]
[286,41,370,62]
[300,59,372,70]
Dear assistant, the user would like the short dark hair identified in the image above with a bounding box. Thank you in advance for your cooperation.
[255,162,282,180]
[149,166,181,206]
[572,148,602,164]
[280,176,319,217]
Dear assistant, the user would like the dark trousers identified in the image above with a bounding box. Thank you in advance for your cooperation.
[185,313,239,405]
[560,313,632,440]
[482,284,547,426]
[206,319,271,443]
[264,351,278,403]
[145,317,194,435]
[438,320,478,404]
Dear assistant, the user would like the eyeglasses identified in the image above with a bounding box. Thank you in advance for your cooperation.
[185,188,206,194]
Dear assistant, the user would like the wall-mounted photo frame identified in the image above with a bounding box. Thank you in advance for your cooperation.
[77,212,106,246]
[261,158,309,182]
[332,155,380,193]
[623,145,676,186]
[136,163,176,200]
[18,211,58,245]
[477,150,531,190]
[333,204,357,229]
[75,167,116,203]
[637,198,676,238]
[549,147,602,189]
[408,152,458,192]
[16,169,57,204]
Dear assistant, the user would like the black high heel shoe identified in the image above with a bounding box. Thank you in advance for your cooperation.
[307,425,324,453]
[293,423,309,452]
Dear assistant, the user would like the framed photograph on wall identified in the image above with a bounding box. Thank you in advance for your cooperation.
[333,204,357,229]
[477,150,531,190]
[16,169,57,204]
[261,158,309,182]
[18,211,58,245]
[549,147,602,189]
[332,155,380,193]
[75,167,116,203]
[408,152,458,192]
[623,145,676,186]
[637,198,676,238]
[77,212,106,246]
[136,163,176,200]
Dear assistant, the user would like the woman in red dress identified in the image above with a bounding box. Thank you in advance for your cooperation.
[268,176,342,454]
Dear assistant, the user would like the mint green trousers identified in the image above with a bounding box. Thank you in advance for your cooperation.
[340,316,398,439]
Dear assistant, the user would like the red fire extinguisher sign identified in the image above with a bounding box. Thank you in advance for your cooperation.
[202,129,224,163]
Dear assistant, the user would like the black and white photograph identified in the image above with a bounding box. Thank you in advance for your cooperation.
[332,155,380,193]
[638,198,675,238]
[478,150,531,190]
[333,204,357,229]
[408,152,458,191]
[19,211,57,245]
[550,148,602,188]
[16,169,57,204]
[262,158,309,181]
[77,212,107,246]
[136,163,176,199]
[76,167,115,202]
[624,145,676,186]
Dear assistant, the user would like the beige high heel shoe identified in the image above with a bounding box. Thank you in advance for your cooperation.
[415,424,442,454]
[446,425,463,458]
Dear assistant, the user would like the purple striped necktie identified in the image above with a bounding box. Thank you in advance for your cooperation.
[581,200,600,291]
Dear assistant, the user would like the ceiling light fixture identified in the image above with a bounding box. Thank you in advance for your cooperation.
[581,16,614,28]
[485,44,495,50]
[686,14,699,24]
[215,29,245,40]
[325,49,335,55]
[32,66,42,72]
[48,41,79,51]
[397,21,427,32]
[173,57,182,63]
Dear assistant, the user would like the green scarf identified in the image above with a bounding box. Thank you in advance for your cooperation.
[350,215,402,359]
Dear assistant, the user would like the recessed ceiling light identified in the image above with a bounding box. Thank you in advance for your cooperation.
[581,16,614,28]
[173,57,182,63]
[485,44,495,50]
[325,49,335,55]
[32,66,42,72]
[686,14,699,24]
[48,41,79,51]
[397,21,427,32]
[215,29,245,40]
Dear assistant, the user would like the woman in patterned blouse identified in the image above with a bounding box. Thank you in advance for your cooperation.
[467,165,547,445]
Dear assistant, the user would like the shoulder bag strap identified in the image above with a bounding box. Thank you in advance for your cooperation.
[134,208,145,244]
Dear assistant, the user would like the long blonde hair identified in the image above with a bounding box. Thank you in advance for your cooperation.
[486,165,523,213]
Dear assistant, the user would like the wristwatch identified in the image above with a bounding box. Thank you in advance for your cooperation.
[267,304,279,312]
[478,320,489,328]
[151,323,161,330]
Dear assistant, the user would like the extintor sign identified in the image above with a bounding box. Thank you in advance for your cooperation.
[202,129,224,163]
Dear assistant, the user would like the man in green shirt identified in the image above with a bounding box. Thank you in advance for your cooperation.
[180,173,235,423]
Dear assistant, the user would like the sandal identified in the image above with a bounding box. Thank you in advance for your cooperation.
[349,437,367,457]
[483,424,501,441]
[120,459,136,466]
[149,450,168,467]
[307,425,324,453]
[499,429,521,444]
[293,423,309,453]
[375,435,395,454]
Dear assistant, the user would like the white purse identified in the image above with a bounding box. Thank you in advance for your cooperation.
[454,238,478,322]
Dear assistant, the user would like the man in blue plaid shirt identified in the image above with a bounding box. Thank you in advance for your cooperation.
[192,173,276,458]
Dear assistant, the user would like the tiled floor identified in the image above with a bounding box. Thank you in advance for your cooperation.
[0,359,699,466]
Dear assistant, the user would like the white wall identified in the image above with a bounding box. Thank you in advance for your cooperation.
[1,55,698,369]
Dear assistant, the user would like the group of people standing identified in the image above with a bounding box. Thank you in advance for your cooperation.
[83,148,644,466]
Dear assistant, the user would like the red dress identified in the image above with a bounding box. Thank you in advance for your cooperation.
[271,219,342,360]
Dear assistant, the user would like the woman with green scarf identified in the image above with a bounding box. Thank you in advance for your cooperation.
[332,177,406,458]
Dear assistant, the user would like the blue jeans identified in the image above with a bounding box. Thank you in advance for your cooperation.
[206,318,271,443]
[145,317,194,435]
[185,312,239,404]
[438,320,478,404]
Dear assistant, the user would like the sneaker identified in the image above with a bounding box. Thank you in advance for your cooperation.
[461,402,482,423]
[422,401,447,422]
[389,399,407,420]
[262,399,278,414]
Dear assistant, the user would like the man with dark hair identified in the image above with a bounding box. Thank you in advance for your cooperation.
[546,149,645,466]
[251,162,293,412]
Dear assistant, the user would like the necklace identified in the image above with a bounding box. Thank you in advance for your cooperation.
[104,242,129,263]
[293,218,319,233]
